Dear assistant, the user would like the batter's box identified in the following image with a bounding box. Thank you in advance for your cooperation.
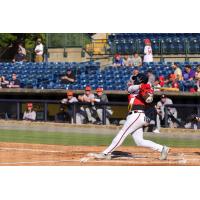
[110,151,147,160]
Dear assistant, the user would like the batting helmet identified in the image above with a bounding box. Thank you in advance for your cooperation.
[132,73,148,84]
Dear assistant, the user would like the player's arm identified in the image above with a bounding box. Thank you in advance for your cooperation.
[128,85,140,93]
[139,83,154,104]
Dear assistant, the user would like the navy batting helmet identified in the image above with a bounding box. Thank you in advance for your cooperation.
[132,73,148,84]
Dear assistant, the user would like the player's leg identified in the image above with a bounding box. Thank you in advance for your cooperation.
[96,108,103,122]
[75,113,83,124]
[106,109,113,125]
[96,108,111,125]
[153,114,161,133]
[85,107,96,123]
[131,128,163,152]
[102,113,144,155]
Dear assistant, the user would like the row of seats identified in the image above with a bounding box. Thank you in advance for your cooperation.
[108,33,200,54]
[0,61,199,91]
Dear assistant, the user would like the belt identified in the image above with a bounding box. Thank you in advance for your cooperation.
[128,110,144,115]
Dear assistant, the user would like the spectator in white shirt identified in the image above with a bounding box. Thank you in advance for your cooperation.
[122,55,132,67]
[143,39,153,63]
[147,70,156,86]
[131,52,142,67]
[153,78,161,91]
[34,38,44,62]
[23,103,36,121]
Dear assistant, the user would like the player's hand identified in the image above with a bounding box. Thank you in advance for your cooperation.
[78,95,83,101]
[61,99,68,104]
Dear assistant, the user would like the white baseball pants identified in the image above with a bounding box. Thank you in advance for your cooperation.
[102,111,163,155]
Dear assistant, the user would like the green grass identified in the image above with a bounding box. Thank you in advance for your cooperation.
[0,129,199,148]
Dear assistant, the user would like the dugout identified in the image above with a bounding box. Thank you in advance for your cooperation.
[0,89,199,124]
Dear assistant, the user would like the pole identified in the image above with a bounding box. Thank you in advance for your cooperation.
[44,102,48,121]
[72,103,76,124]
[164,106,168,128]
[17,102,20,120]
[102,105,106,125]
[197,106,200,129]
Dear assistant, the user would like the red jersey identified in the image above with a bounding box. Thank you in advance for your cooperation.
[128,83,153,111]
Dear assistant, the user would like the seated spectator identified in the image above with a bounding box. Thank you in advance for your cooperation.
[61,90,85,124]
[153,95,177,134]
[153,78,161,91]
[147,70,155,86]
[131,52,142,67]
[159,76,165,87]
[129,67,139,83]
[195,65,200,92]
[165,74,179,90]
[93,88,113,125]
[7,73,20,88]
[78,86,97,123]
[60,69,75,85]
[12,49,26,63]
[180,65,195,91]
[0,76,9,88]
[55,105,70,123]
[23,103,36,121]
[113,53,123,67]
[182,65,195,81]
[122,55,132,67]
[171,63,182,81]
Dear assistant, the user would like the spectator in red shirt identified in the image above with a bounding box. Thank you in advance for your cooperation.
[159,76,165,87]
[113,54,123,67]
[167,74,179,89]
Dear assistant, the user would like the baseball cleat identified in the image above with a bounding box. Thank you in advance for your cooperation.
[153,129,160,134]
[87,153,112,160]
[159,146,170,160]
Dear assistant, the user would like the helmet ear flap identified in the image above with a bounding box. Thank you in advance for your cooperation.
[132,73,148,84]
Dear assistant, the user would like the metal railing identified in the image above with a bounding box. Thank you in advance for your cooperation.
[164,104,200,129]
[0,99,128,124]
[107,38,199,56]
[1,99,200,129]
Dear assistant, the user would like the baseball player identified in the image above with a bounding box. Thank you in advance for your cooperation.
[153,95,177,133]
[184,114,199,129]
[93,87,113,125]
[78,86,97,124]
[143,39,153,63]
[61,90,85,124]
[91,74,169,160]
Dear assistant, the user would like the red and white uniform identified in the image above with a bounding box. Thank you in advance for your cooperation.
[102,83,163,155]
[143,45,153,63]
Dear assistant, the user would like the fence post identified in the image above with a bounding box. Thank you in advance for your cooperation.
[197,106,200,129]
[72,103,76,124]
[164,106,168,128]
[102,105,106,125]
[17,102,20,120]
[44,102,48,121]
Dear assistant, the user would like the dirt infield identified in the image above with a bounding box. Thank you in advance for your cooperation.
[0,142,200,166]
